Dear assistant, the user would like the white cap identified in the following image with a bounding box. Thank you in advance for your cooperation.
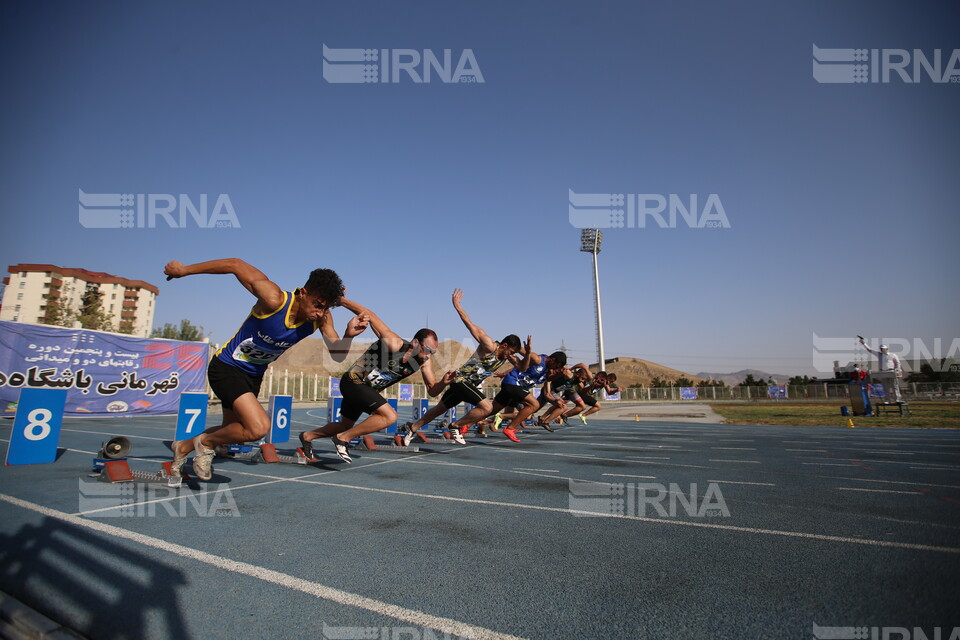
[880,344,889,350]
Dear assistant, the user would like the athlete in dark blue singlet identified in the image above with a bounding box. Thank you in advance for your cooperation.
[163,258,367,479]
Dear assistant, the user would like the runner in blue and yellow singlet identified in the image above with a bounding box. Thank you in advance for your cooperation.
[163,258,368,480]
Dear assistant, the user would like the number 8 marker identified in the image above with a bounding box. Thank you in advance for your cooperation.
[6,389,67,466]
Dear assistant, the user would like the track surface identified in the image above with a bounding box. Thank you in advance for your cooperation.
[1,408,959,639]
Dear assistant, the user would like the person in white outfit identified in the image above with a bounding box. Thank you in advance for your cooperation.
[858,336,903,402]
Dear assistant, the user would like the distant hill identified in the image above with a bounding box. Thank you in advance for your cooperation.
[270,339,703,388]
[272,337,474,378]
[695,369,791,386]
[593,357,704,388]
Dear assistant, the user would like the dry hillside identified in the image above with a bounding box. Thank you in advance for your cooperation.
[271,338,700,388]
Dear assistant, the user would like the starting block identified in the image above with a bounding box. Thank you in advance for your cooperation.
[217,442,309,465]
[411,430,463,446]
[356,435,419,453]
[92,458,189,488]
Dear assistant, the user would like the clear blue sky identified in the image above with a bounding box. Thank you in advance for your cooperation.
[2,1,957,377]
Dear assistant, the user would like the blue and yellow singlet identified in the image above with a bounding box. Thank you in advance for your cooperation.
[214,290,317,376]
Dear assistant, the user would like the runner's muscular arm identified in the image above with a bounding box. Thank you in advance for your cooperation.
[163,258,283,315]
[338,298,403,352]
[518,336,538,372]
[452,288,496,354]
[421,362,457,397]
[318,311,369,363]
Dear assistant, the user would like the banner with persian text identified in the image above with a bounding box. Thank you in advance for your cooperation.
[0,320,208,416]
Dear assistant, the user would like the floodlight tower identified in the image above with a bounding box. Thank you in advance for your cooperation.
[580,229,605,369]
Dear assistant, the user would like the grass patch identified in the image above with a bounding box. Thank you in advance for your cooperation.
[707,402,960,428]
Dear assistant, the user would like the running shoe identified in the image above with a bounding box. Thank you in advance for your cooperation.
[502,428,521,443]
[492,414,502,431]
[400,422,417,447]
[333,437,353,463]
[451,430,466,445]
[169,440,189,477]
[579,414,588,425]
[298,432,315,460]
[542,421,555,433]
[459,423,470,436]
[191,435,216,480]
[562,417,570,426]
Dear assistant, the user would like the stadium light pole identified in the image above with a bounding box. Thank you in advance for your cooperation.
[580,229,605,369]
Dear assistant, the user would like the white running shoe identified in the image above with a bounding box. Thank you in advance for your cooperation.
[191,435,215,480]
[333,437,353,463]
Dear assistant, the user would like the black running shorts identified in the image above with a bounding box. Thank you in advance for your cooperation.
[339,376,388,422]
[494,383,531,409]
[581,392,598,407]
[441,381,486,409]
[208,357,264,411]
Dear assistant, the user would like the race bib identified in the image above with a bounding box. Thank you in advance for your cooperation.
[233,338,282,365]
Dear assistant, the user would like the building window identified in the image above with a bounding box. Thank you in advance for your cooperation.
[18,281,25,288]
[17,293,23,300]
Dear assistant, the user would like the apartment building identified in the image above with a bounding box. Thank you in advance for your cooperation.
[0,264,159,337]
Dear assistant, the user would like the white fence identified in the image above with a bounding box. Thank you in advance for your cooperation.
[246,369,960,404]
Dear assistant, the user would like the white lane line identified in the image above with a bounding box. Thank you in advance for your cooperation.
[53,443,434,516]
[602,473,657,480]
[809,457,960,469]
[60,428,171,442]
[627,456,672,460]
[837,488,922,495]
[0,494,528,640]
[492,448,712,469]
[277,481,960,554]
[802,462,858,467]
[860,451,915,456]
[711,447,756,451]
[708,460,761,464]
[513,468,559,473]
[786,449,828,453]
[816,476,960,490]
[707,480,776,487]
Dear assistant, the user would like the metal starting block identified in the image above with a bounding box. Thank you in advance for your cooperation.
[217,443,309,465]
[356,435,419,453]
[410,431,465,446]
[92,458,187,488]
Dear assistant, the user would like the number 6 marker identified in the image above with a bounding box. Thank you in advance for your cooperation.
[268,395,292,444]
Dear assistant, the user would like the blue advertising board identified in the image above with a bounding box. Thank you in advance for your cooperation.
[327,396,343,423]
[0,320,207,416]
[680,387,698,400]
[399,384,414,401]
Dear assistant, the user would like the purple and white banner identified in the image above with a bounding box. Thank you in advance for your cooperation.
[0,320,207,416]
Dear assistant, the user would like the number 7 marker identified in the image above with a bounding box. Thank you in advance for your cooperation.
[175,392,209,442]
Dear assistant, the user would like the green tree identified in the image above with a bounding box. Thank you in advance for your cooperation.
[675,376,694,388]
[152,319,207,342]
[738,373,767,387]
[650,376,668,388]
[41,283,114,332]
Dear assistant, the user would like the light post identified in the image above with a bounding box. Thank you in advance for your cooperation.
[580,229,605,369]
